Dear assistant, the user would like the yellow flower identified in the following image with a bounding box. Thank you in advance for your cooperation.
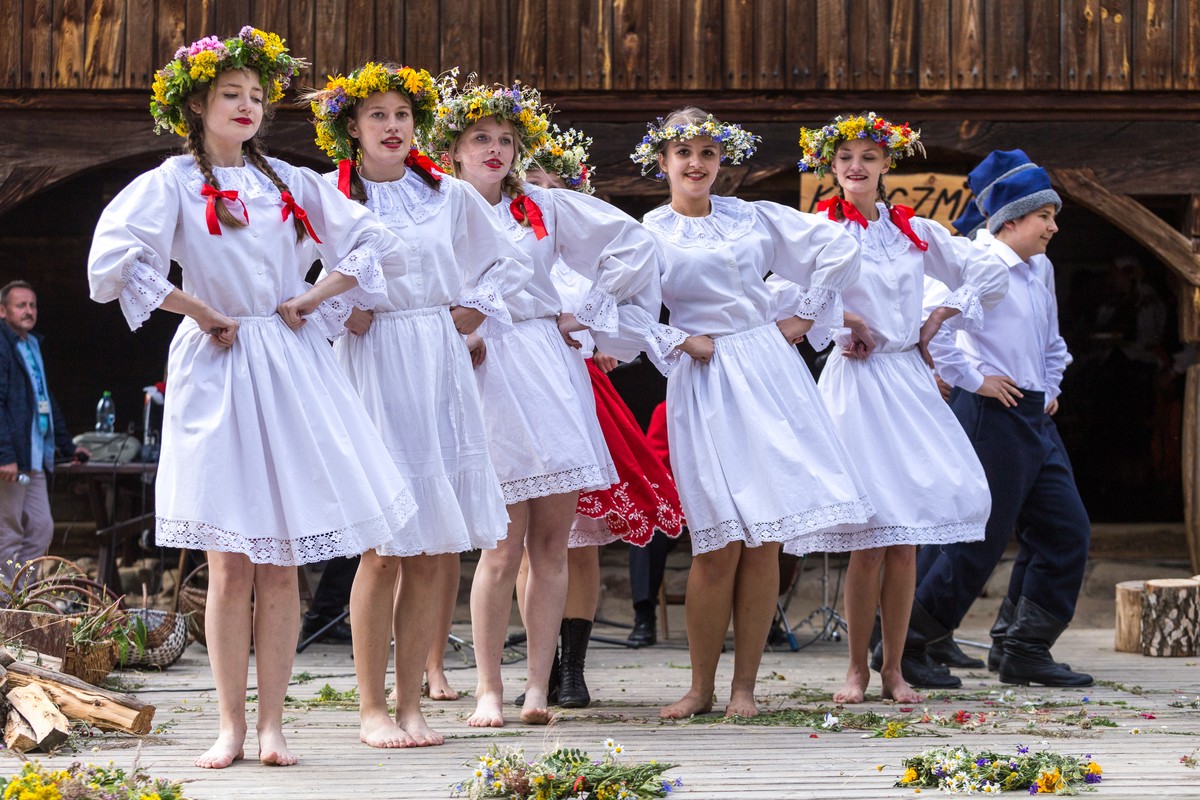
[259,31,286,59]
[188,49,218,81]
[1086,761,1102,775]
[1035,767,1063,794]
[900,768,919,784]
[269,78,284,103]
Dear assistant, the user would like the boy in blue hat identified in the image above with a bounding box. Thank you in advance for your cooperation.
[909,165,1092,687]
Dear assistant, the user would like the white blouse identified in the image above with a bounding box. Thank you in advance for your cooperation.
[489,184,664,348]
[323,169,532,324]
[637,195,860,374]
[822,204,1008,353]
[88,155,405,333]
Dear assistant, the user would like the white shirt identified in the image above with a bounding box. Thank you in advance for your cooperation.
[551,258,597,353]
[928,238,1071,400]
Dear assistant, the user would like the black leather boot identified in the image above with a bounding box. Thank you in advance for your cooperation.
[627,612,657,647]
[927,637,985,670]
[999,597,1093,687]
[513,646,560,706]
[558,618,593,708]
[871,603,961,689]
[987,597,1016,672]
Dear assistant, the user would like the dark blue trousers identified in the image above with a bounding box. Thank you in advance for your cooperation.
[915,387,1090,628]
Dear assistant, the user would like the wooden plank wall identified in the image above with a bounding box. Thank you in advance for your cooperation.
[1,0,1198,93]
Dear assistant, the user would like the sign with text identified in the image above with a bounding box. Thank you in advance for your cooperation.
[799,172,974,233]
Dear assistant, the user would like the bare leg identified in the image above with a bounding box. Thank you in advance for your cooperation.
[196,552,252,769]
[660,543,740,719]
[518,492,576,724]
[564,545,600,620]
[835,547,885,704]
[252,563,301,766]
[879,545,923,703]
[394,554,444,745]
[727,543,781,717]
[423,552,461,701]
[468,501,528,728]
[351,551,411,747]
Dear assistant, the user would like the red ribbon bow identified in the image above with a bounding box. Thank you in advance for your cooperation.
[816,196,868,229]
[280,191,323,244]
[336,159,355,199]
[510,194,549,240]
[404,148,444,181]
[200,184,248,236]
[888,204,929,251]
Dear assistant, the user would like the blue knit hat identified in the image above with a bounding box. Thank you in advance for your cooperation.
[952,149,1036,235]
[985,166,1061,234]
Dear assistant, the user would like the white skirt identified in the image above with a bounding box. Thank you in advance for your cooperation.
[155,315,416,566]
[667,323,873,556]
[475,317,616,504]
[334,306,510,556]
[794,347,990,554]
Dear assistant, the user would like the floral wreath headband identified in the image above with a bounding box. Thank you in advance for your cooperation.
[630,115,760,178]
[426,70,552,173]
[151,26,306,137]
[306,62,439,163]
[797,112,924,178]
[524,125,595,194]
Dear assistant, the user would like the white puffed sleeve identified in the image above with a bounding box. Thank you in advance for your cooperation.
[88,168,182,331]
[287,165,408,305]
[451,180,534,332]
[755,202,860,351]
[916,217,1008,332]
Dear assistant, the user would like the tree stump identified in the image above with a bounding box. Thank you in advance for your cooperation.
[1140,578,1200,657]
[1114,580,1146,653]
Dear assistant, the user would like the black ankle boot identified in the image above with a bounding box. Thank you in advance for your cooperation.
[871,640,961,689]
[513,646,560,706]
[627,613,657,647]
[558,618,593,708]
[999,597,1093,687]
[927,637,985,669]
[987,597,1016,672]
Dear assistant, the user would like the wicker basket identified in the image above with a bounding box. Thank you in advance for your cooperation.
[176,563,209,646]
[125,608,189,668]
[61,639,117,685]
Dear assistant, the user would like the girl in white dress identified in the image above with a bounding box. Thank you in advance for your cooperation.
[87,29,415,769]
[625,107,872,719]
[788,113,1007,703]
[302,63,531,748]
[427,76,662,726]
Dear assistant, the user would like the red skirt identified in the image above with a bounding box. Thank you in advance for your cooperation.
[574,359,684,546]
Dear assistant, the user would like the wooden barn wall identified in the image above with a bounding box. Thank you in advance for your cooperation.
[1,0,1198,93]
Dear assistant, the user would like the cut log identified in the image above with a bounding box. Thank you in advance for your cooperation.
[6,684,69,751]
[4,710,37,753]
[3,660,154,734]
[1141,578,1200,657]
[1115,580,1146,653]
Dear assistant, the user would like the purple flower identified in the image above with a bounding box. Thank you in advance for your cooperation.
[1028,785,1039,795]
[1085,773,1102,784]
[673,778,684,787]
[976,758,989,767]
[1016,744,1029,755]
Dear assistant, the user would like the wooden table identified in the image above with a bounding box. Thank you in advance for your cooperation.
[55,461,156,595]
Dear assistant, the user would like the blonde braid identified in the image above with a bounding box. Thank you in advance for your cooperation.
[183,106,247,230]
[243,139,308,242]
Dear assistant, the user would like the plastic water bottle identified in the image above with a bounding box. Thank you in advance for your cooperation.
[95,391,116,433]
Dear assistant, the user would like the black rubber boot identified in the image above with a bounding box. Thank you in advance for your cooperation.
[872,603,961,689]
[558,618,593,708]
[987,597,1017,672]
[513,646,560,707]
[927,637,985,670]
[999,597,1093,687]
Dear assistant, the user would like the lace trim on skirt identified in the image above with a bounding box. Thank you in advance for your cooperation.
[501,464,616,505]
[789,518,987,555]
[689,495,874,555]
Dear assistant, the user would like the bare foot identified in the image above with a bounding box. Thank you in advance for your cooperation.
[467,690,505,728]
[425,669,459,701]
[725,687,759,718]
[659,689,714,720]
[398,711,444,747]
[257,729,297,766]
[195,731,245,769]
[833,665,870,704]
[519,685,552,725]
[880,669,924,704]
[360,709,413,748]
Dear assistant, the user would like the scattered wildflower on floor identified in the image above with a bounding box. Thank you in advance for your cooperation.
[451,741,679,799]
[896,745,1102,795]
[0,760,189,800]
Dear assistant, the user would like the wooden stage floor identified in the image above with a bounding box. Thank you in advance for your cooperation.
[7,624,1199,799]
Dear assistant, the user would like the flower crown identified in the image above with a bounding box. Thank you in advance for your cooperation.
[306,62,438,163]
[524,125,594,194]
[630,115,760,177]
[797,112,924,177]
[426,71,552,172]
[150,27,306,137]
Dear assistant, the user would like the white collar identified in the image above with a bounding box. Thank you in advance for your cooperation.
[358,168,450,225]
[643,194,756,247]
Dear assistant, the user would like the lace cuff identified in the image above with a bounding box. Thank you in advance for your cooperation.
[646,323,689,377]
[935,284,985,333]
[455,276,513,332]
[308,295,353,340]
[118,254,174,332]
[332,246,387,305]
[574,286,619,334]
[784,287,843,352]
